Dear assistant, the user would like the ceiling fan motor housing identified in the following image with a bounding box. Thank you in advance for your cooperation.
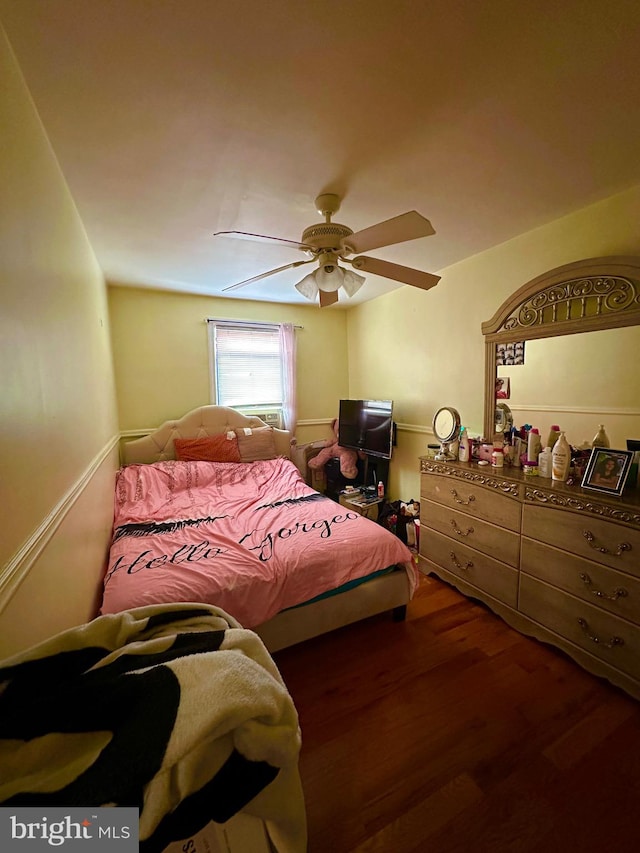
[301,222,354,254]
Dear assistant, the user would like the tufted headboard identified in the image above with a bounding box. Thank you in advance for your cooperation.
[122,406,293,465]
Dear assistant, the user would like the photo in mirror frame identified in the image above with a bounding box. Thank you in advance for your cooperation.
[495,376,511,399]
[496,341,525,366]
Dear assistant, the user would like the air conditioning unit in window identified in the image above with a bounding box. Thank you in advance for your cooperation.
[246,410,283,429]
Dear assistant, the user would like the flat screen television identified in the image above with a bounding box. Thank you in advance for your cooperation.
[338,399,394,460]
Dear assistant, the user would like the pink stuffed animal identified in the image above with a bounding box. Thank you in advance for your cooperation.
[308,418,360,479]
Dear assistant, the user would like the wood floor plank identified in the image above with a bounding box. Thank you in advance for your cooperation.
[274,575,640,853]
[354,772,483,853]
[543,693,636,770]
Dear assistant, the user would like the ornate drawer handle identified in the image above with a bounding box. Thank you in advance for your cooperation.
[577,617,624,650]
[450,551,473,571]
[450,489,475,506]
[582,530,631,557]
[579,572,628,602]
[450,519,474,536]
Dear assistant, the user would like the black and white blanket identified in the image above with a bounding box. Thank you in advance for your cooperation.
[0,603,306,852]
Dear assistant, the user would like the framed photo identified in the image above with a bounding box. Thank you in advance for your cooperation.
[581,447,633,496]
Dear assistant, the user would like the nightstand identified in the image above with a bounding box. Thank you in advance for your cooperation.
[338,493,383,520]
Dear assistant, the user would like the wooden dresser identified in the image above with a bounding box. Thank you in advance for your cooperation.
[419,458,640,700]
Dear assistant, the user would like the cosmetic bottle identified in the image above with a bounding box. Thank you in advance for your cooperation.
[538,447,552,478]
[512,438,522,468]
[546,424,561,449]
[491,446,504,468]
[592,424,610,448]
[527,428,542,462]
[458,427,470,462]
[552,432,571,482]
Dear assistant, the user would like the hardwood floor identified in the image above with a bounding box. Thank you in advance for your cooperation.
[273,574,640,853]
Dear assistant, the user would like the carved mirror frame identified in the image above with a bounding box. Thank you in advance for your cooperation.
[482,256,640,440]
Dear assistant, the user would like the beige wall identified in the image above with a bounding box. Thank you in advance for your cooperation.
[347,184,640,500]
[108,285,350,445]
[0,26,120,656]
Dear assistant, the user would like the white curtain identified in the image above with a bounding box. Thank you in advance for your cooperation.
[279,322,297,434]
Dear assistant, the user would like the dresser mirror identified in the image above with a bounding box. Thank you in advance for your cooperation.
[482,256,640,448]
[495,326,640,447]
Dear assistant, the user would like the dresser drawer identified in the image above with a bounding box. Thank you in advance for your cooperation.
[522,504,640,577]
[521,537,640,624]
[420,473,521,532]
[420,527,518,606]
[421,498,520,568]
[519,574,640,681]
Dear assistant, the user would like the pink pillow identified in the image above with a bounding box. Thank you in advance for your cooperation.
[234,426,278,461]
[174,434,241,463]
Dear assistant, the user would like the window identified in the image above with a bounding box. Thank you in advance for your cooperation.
[207,321,283,409]
[207,320,298,432]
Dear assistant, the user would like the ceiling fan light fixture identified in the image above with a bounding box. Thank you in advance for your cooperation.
[295,260,366,302]
[341,269,366,297]
[315,262,344,292]
[294,272,319,301]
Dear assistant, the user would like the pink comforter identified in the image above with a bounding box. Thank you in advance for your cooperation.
[101,457,416,627]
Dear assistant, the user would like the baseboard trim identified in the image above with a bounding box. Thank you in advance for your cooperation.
[0,435,120,612]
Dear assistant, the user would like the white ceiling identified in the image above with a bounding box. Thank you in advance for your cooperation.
[3,0,640,306]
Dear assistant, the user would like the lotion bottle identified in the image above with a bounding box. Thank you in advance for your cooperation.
[592,424,610,448]
[546,424,561,449]
[552,431,571,482]
[527,428,542,463]
[458,427,470,462]
[538,447,552,478]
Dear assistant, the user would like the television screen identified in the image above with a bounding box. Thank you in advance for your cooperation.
[338,399,394,459]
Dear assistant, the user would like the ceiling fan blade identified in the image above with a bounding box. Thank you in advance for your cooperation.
[221,259,314,292]
[214,230,312,252]
[342,211,435,254]
[351,256,441,291]
[319,289,339,308]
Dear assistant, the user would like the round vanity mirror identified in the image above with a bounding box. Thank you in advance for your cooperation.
[433,406,461,442]
[432,407,461,460]
[495,402,513,434]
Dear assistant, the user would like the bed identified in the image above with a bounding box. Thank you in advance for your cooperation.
[106,406,417,651]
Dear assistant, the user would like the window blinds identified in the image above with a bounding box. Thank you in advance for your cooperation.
[212,324,283,407]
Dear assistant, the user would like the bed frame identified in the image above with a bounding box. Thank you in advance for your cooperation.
[121,406,411,651]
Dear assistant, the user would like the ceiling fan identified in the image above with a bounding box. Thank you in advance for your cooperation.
[214,194,441,307]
